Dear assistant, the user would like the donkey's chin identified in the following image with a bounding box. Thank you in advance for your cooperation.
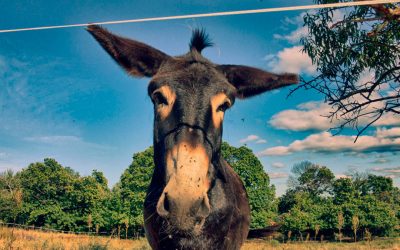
[164,215,206,237]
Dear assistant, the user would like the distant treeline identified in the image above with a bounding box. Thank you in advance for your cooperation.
[0,142,399,241]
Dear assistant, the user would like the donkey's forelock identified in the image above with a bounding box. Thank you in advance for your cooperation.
[189,29,213,53]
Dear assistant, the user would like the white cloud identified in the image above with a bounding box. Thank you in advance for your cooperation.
[24,135,82,144]
[371,166,400,178]
[269,101,334,131]
[386,169,400,173]
[272,9,344,45]
[266,46,316,75]
[376,127,400,138]
[372,167,400,174]
[258,146,289,156]
[274,26,309,44]
[239,135,267,144]
[269,8,370,78]
[375,117,400,127]
[273,9,344,43]
[239,135,259,143]
[266,10,347,75]
[255,139,267,144]
[335,174,350,179]
[269,99,400,132]
[258,131,400,156]
[273,12,309,44]
[269,172,289,179]
[371,158,390,164]
[23,135,113,150]
[283,12,308,25]
[271,162,286,168]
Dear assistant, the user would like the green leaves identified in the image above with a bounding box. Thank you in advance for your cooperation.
[0,158,111,232]
[289,161,335,196]
[301,1,400,134]
[279,161,400,239]
[117,146,154,231]
[221,142,277,229]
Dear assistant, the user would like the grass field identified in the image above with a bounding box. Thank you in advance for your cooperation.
[1,227,399,250]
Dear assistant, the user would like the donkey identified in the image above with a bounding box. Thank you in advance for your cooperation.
[88,25,298,250]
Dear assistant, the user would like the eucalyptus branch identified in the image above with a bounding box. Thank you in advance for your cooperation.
[330,17,384,29]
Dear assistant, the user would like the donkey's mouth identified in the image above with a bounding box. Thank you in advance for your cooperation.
[156,184,211,235]
[161,213,207,237]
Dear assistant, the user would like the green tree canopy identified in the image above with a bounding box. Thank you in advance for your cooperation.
[0,170,22,222]
[280,164,400,239]
[288,161,335,196]
[221,142,277,228]
[300,1,400,136]
[118,146,154,231]
[15,158,110,231]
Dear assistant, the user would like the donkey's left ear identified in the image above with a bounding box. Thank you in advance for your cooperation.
[217,64,299,99]
[87,25,170,77]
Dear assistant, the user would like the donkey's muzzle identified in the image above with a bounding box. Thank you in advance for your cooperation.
[156,191,210,231]
[155,130,212,233]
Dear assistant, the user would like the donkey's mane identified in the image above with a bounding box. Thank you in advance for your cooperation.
[189,29,213,53]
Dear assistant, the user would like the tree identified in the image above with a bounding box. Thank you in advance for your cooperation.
[17,159,78,229]
[352,215,360,242]
[332,178,355,204]
[91,169,109,190]
[87,214,93,232]
[118,146,155,235]
[288,161,335,196]
[299,1,400,137]
[281,206,311,241]
[279,190,338,241]
[331,173,399,238]
[278,189,298,214]
[364,195,397,236]
[366,175,393,194]
[314,224,320,241]
[221,142,277,229]
[17,158,110,231]
[280,165,400,239]
[337,212,344,242]
[0,170,22,223]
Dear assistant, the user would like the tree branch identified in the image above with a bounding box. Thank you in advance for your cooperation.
[357,0,400,19]
[330,17,384,29]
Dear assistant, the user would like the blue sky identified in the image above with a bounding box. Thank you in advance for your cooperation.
[1,0,399,196]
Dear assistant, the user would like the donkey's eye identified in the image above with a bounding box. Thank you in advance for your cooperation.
[217,101,231,112]
[152,91,168,107]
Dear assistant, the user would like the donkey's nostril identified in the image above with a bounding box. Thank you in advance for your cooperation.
[199,196,211,218]
[156,192,170,218]
[190,196,211,218]
[164,194,170,212]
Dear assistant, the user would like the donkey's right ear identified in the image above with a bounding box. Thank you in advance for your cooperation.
[87,25,170,77]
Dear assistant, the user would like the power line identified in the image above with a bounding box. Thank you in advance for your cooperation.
[0,0,399,33]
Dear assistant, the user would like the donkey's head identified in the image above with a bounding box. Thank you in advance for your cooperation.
[88,25,297,234]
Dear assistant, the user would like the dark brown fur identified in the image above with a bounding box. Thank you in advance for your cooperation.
[87,25,298,250]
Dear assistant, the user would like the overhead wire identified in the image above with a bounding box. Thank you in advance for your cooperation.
[0,0,399,33]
